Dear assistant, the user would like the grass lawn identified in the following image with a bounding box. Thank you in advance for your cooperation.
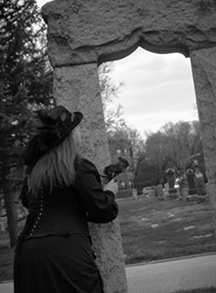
[118,197,216,264]
[0,196,216,283]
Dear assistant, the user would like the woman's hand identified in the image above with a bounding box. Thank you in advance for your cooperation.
[103,179,118,195]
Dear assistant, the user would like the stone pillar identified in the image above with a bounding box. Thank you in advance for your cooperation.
[190,47,216,232]
[53,64,128,293]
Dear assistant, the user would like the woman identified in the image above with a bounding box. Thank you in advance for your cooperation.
[14,105,119,293]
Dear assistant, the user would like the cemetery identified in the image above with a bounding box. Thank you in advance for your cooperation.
[1,0,216,292]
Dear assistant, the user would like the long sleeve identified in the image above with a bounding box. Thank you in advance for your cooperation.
[74,159,119,223]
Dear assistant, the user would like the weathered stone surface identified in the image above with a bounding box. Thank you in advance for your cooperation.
[53,64,109,166]
[190,47,216,232]
[42,0,216,66]
[89,221,127,293]
[53,64,128,293]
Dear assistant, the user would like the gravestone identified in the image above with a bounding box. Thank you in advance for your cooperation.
[194,166,206,196]
[179,172,188,199]
[42,0,216,291]
[186,168,197,195]
[165,168,177,199]
[194,165,208,203]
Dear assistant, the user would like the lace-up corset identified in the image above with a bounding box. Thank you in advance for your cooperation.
[24,186,89,239]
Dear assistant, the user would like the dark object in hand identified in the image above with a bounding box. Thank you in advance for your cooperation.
[103,157,129,181]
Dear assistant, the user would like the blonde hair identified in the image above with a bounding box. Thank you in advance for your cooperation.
[28,130,79,196]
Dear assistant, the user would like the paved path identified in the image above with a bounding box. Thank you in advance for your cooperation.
[1,253,216,293]
[126,253,216,293]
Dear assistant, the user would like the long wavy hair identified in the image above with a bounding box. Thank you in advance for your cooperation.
[28,129,80,196]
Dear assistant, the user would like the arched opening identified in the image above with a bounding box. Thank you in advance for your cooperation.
[111,47,198,135]
[101,47,215,268]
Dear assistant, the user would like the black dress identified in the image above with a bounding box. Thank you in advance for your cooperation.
[14,158,118,293]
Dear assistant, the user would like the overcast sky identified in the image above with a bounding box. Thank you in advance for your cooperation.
[110,48,198,137]
[37,0,199,138]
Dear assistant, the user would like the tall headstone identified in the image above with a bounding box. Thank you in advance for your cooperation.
[186,168,197,196]
[179,172,188,199]
[194,160,206,197]
[165,168,177,199]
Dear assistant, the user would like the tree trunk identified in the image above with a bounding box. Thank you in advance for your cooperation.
[3,185,18,247]
[2,158,18,247]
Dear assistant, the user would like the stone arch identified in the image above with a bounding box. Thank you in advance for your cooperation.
[42,0,216,67]
[42,1,216,292]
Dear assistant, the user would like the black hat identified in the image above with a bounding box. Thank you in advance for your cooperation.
[22,106,83,166]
